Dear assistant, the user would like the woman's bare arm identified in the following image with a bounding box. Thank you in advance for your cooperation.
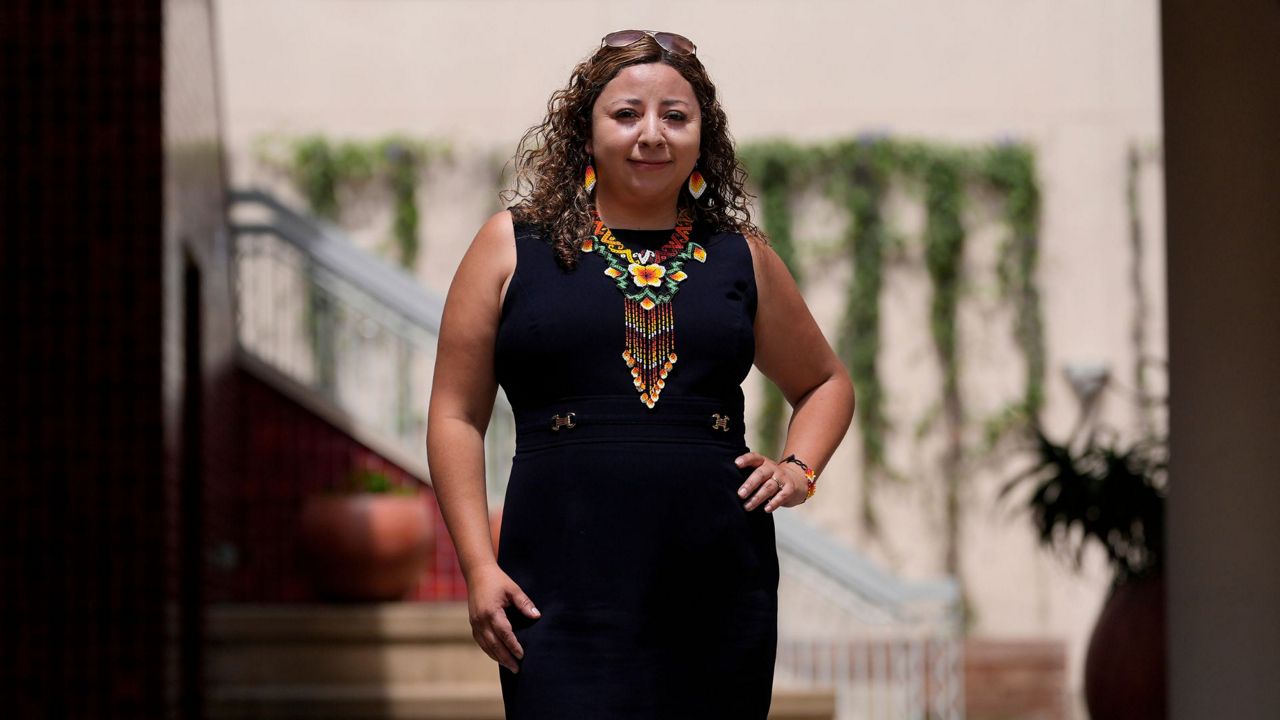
[427,211,539,674]
[737,234,856,511]
[426,210,516,583]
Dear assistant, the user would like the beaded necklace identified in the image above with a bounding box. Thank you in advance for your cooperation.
[580,208,707,408]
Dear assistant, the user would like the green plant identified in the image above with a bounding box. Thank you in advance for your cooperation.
[828,138,896,535]
[737,141,812,458]
[254,133,448,269]
[999,426,1166,587]
[979,142,1046,442]
[739,137,1045,553]
[346,467,419,496]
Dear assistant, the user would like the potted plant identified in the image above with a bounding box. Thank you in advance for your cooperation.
[1000,423,1167,719]
[297,466,434,601]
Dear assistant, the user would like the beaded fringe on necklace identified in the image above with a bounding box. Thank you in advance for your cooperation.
[581,209,707,408]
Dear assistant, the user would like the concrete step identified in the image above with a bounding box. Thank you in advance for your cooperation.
[209,683,836,720]
[207,603,836,719]
[209,603,492,685]
[208,683,503,720]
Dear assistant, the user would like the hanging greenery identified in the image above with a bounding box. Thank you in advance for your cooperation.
[919,153,967,406]
[1124,141,1164,440]
[256,133,447,269]
[919,149,971,622]
[289,136,342,220]
[741,136,1044,622]
[267,136,373,396]
[825,138,896,536]
[382,137,424,268]
[737,142,813,458]
[977,142,1045,448]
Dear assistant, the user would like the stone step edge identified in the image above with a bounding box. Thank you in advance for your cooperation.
[209,602,475,643]
[207,682,505,720]
[209,683,836,712]
[211,682,499,701]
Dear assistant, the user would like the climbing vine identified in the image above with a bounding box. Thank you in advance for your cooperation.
[1124,141,1163,440]
[919,149,970,621]
[741,136,1044,622]
[256,133,447,269]
[826,138,896,536]
[978,143,1045,446]
[737,142,813,458]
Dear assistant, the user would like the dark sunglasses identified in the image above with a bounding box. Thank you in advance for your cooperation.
[600,29,697,56]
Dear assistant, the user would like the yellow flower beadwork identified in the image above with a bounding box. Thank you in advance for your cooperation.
[629,263,665,287]
[583,208,703,408]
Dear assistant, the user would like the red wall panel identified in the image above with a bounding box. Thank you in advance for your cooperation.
[205,368,470,603]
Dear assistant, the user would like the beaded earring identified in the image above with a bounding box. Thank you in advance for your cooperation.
[584,159,597,195]
[687,166,706,200]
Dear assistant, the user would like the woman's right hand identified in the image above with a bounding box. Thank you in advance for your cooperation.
[466,564,540,673]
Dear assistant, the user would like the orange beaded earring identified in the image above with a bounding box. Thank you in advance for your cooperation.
[687,166,706,199]
[584,159,597,195]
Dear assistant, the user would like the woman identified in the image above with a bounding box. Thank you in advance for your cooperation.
[426,30,855,718]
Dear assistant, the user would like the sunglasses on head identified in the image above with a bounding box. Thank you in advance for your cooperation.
[600,29,697,56]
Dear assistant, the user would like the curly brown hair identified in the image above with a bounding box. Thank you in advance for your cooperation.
[504,35,762,269]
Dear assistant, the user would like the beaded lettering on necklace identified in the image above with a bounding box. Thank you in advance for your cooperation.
[581,208,707,408]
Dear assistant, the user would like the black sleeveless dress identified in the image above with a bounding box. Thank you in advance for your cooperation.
[493,220,779,719]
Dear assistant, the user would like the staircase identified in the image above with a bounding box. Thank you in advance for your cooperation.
[206,603,836,719]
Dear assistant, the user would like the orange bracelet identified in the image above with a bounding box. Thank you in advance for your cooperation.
[781,454,818,499]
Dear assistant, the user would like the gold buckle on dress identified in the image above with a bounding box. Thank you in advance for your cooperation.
[711,413,730,432]
[551,412,577,431]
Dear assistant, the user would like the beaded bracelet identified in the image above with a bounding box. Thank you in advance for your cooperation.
[781,454,818,499]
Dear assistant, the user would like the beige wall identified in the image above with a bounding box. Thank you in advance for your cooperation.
[215,1,1165,715]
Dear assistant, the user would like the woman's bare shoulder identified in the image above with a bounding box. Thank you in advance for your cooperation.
[444,210,516,314]
[740,230,783,293]
[472,209,517,260]
[462,209,516,284]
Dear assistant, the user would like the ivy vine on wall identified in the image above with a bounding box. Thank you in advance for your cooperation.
[830,138,896,537]
[736,142,812,462]
[256,134,447,269]
[740,136,1045,624]
[979,143,1045,441]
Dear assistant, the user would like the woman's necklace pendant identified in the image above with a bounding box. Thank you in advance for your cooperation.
[581,208,706,408]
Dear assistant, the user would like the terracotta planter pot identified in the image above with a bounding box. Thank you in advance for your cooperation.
[1084,571,1167,720]
[297,493,433,601]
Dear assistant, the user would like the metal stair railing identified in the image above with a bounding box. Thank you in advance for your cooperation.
[774,512,964,719]
[227,188,514,498]
[226,188,964,719]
